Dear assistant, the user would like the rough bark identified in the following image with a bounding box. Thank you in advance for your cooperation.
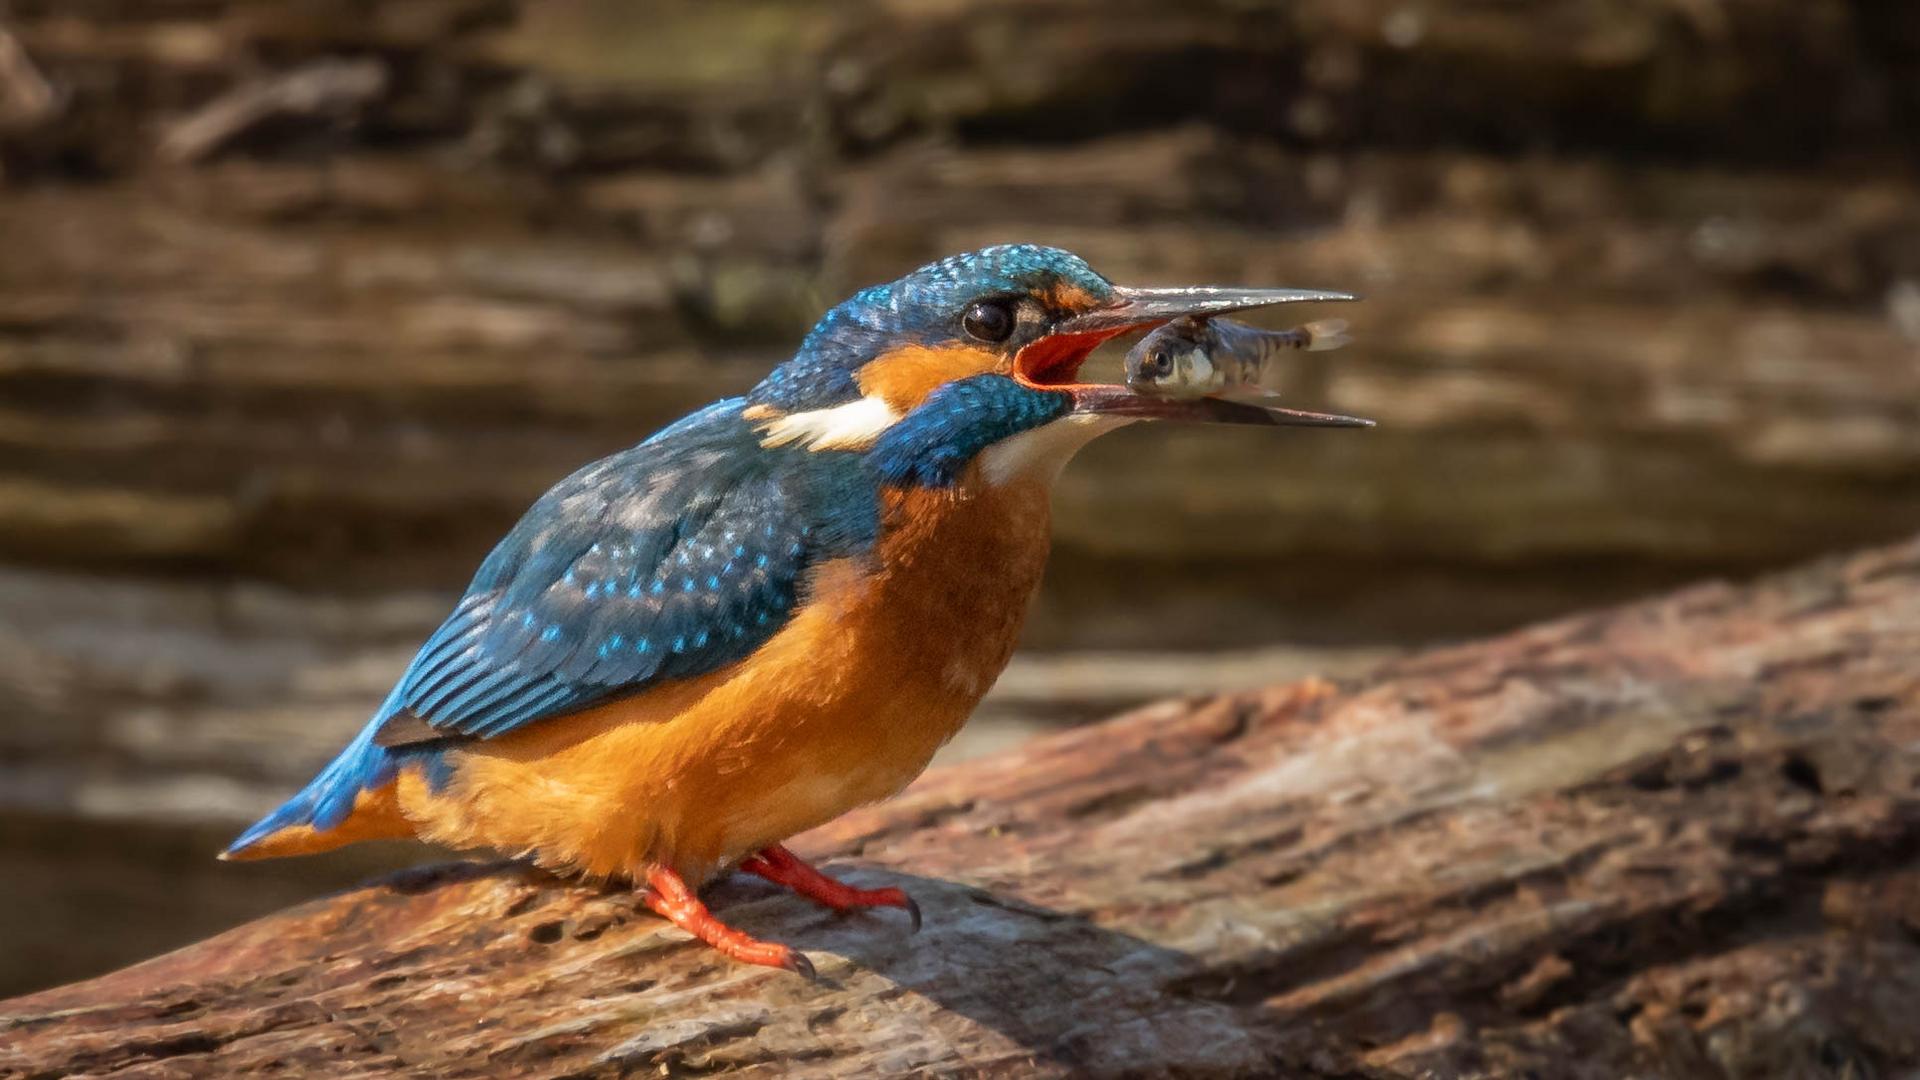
[5,534,1916,1078]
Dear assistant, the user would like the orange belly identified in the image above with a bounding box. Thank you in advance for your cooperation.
[394,474,1053,885]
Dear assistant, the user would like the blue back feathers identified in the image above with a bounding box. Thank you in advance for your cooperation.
[229,245,1099,855]
[226,401,882,853]
[385,401,879,743]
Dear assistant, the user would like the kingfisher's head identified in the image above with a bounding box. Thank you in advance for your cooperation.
[744,244,1365,488]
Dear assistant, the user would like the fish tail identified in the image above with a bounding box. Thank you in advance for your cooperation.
[1233,317,1353,393]
[1301,318,1351,352]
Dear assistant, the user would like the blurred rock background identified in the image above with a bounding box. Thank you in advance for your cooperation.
[1,0,1917,997]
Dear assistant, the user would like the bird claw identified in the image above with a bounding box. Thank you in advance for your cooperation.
[642,865,808,976]
[783,949,817,981]
[641,848,917,975]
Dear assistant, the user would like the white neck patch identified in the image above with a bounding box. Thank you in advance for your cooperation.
[977,413,1133,487]
[756,395,901,451]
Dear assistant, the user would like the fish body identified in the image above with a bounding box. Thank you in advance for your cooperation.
[1124,315,1349,399]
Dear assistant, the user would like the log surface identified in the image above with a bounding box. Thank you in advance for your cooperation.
[5,536,1917,1078]
[5,3,1920,989]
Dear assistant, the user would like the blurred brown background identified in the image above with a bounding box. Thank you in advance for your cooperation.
[2,0,1918,998]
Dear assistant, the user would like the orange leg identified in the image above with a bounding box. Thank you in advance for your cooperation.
[641,866,814,978]
[739,844,921,931]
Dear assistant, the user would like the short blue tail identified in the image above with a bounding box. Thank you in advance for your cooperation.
[223,686,406,858]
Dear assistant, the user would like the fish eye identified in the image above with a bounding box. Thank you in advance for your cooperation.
[962,300,1015,344]
[1150,349,1175,377]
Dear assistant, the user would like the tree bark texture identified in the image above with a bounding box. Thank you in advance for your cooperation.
[4,534,1916,1078]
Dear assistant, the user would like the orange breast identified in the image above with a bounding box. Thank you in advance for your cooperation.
[398,471,1054,885]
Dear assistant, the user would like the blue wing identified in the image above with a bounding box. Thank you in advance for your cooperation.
[373,399,878,746]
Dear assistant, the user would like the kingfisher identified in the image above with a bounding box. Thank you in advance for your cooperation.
[224,244,1365,975]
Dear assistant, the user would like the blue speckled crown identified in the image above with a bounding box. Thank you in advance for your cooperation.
[750,244,1114,411]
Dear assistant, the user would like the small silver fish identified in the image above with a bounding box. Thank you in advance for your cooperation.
[1124,315,1350,400]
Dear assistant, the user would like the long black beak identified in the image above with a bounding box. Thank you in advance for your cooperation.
[1040,283,1371,428]
[1053,284,1357,335]
[1068,385,1374,428]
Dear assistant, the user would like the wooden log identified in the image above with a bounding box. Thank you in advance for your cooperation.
[5,534,1916,1077]
[5,0,1920,1059]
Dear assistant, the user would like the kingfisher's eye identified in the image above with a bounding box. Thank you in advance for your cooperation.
[962,300,1015,343]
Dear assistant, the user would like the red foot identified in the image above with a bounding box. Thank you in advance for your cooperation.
[740,844,921,931]
[641,866,814,978]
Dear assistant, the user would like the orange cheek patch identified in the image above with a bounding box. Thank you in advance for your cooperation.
[855,343,1002,411]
